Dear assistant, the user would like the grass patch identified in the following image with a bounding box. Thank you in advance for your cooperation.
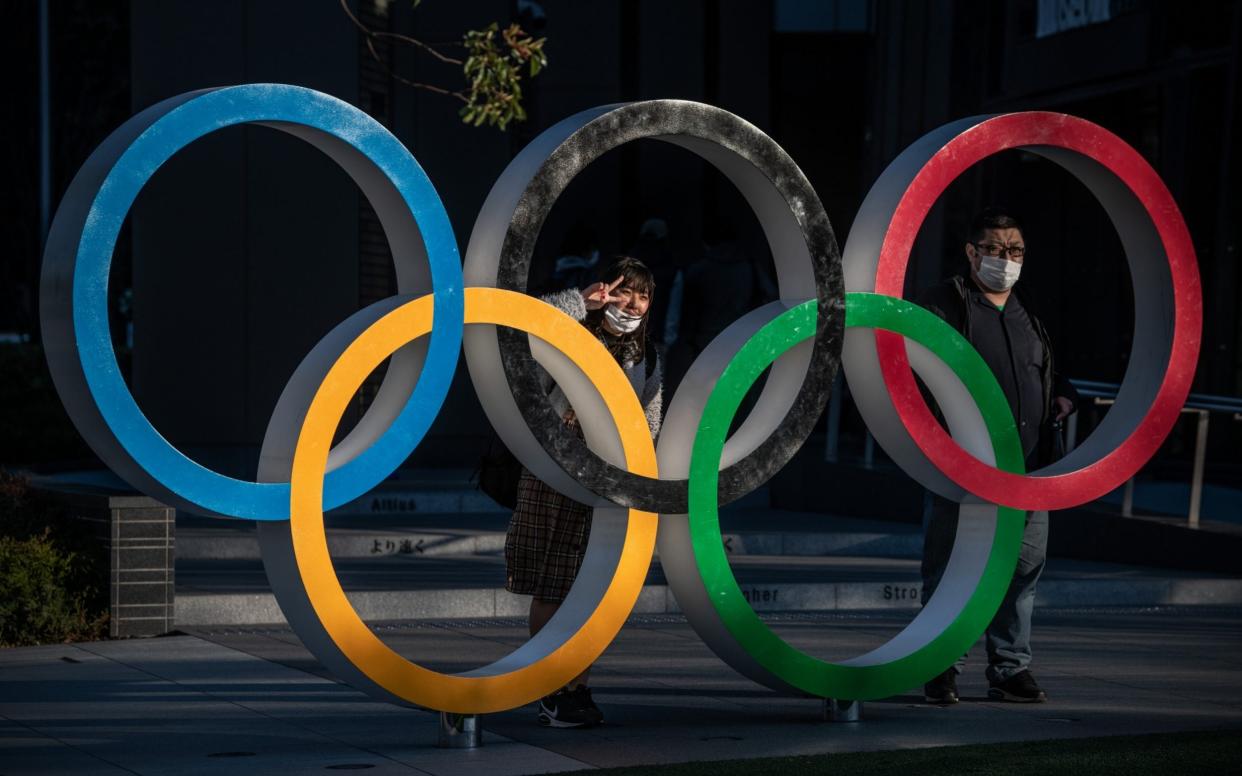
[576,730,1242,775]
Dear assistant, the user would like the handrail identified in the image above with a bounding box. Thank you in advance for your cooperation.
[1070,379,1242,414]
[1066,379,1240,528]
[824,377,1236,529]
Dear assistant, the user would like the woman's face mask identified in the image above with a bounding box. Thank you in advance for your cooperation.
[604,303,644,334]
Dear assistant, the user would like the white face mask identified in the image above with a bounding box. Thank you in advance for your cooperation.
[604,303,644,334]
[976,254,1022,292]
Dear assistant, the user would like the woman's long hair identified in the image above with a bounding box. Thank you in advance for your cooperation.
[584,256,656,367]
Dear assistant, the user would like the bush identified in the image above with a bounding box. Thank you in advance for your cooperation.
[0,472,108,645]
[0,532,106,646]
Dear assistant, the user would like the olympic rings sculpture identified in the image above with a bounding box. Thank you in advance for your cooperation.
[42,84,1200,713]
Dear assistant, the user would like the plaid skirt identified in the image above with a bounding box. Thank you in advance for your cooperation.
[504,467,592,603]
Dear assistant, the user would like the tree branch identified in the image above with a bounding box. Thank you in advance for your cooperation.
[371,30,464,66]
[340,0,463,66]
[363,37,467,102]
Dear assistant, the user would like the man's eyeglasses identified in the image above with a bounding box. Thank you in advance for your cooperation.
[972,242,1025,260]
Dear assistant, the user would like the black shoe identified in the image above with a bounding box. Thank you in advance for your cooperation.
[923,668,959,704]
[988,670,1047,703]
[571,685,604,725]
[538,687,599,728]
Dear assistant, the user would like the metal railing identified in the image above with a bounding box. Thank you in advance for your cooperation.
[823,375,1242,529]
[1067,380,1242,529]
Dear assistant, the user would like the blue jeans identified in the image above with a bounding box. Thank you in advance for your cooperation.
[920,491,1049,684]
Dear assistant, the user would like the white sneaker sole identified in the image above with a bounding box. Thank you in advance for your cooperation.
[538,710,589,728]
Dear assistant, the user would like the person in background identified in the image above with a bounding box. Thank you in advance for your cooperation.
[665,216,772,392]
[549,220,601,293]
[627,217,682,349]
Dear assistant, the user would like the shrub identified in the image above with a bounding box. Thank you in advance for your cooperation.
[0,472,108,645]
[0,532,107,646]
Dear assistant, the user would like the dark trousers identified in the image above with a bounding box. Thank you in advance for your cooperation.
[920,491,1049,683]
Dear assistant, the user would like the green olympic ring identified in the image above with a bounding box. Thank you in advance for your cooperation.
[687,292,1026,700]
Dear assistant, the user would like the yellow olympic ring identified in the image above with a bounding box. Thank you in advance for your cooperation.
[287,287,656,713]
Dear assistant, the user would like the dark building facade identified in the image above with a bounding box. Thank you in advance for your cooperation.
[8,0,1239,477]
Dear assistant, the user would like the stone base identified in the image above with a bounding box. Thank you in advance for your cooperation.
[55,491,175,638]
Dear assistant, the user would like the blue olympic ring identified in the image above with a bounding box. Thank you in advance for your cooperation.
[45,84,463,519]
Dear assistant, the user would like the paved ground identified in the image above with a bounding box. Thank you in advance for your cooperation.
[3,606,1241,775]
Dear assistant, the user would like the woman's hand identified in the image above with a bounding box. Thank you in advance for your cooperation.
[582,275,625,311]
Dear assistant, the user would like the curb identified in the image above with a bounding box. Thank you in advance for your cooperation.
[176,529,924,560]
[173,576,1242,626]
[177,530,508,560]
[332,488,507,516]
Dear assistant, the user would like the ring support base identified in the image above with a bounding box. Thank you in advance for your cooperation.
[822,698,863,722]
[437,712,483,748]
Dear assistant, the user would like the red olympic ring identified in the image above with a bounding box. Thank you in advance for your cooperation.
[874,112,1201,511]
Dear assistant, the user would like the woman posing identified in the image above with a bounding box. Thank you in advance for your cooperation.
[504,256,663,728]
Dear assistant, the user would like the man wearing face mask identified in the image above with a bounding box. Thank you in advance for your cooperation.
[917,207,1078,705]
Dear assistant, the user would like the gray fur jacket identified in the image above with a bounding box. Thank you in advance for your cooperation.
[541,288,664,436]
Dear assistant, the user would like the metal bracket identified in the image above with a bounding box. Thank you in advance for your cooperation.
[437,713,483,749]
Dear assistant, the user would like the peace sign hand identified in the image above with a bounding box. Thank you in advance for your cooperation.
[582,275,625,311]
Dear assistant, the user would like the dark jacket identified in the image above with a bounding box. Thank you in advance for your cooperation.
[917,274,1078,467]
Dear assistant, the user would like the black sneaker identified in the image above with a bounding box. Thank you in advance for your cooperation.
[923,668,959,704]
[538,687,598,728]
[571,685,604,725]
[988,670,1048,703]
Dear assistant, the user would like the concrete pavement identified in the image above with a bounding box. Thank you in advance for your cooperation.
[3,607,1242,774]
